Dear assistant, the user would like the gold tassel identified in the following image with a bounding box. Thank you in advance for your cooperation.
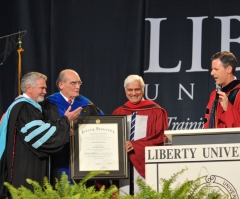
[17,36,24,95]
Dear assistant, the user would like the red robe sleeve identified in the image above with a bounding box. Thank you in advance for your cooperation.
[204,91,215,128]
[218,93,240,127]
[204,89,240,128]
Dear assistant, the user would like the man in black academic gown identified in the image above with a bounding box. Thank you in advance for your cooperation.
[0,72,82,198]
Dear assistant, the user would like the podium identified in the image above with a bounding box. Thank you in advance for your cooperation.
[145,128,240,198]
[165,127,240,145]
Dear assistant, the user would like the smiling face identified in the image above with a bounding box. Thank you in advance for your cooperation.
[125,80,144,104]
[58,71,82,99]
[211,58,233,87]
[26,78,47,102]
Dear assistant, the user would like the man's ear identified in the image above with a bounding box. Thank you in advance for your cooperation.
[58,81,64,90]
[227,65,233,74]
[25,84,31,93]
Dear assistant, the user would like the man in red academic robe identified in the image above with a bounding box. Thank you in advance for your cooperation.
[204,51,240,128]
[112,75,168,195]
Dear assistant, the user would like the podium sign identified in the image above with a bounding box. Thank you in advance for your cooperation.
[146,128,240,198]
[145,143,240,198]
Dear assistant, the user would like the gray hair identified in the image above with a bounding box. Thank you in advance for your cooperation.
[21,72,47,93]
[124,75,145,91]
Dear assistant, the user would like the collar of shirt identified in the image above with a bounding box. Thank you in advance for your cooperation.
[60,92,74,104]
[22,93,31,99]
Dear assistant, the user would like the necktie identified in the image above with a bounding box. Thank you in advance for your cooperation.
[68,99,72,104]
[130,111,136,141]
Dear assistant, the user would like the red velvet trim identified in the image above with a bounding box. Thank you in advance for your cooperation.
[124,100,156,109]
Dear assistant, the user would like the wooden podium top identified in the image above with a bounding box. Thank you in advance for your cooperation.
[165,127,240,140]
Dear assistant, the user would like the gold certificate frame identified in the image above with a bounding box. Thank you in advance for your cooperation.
[70,115,128,179]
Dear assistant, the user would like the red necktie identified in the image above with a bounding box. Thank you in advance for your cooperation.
[68,99,72,104]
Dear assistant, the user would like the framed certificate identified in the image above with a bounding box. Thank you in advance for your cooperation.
[70,115,128,179]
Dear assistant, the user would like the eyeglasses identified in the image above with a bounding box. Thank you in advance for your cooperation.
[69,81,82,87]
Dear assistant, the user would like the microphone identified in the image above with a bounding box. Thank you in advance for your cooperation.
[215,84,222,100]
[216,84,222,92]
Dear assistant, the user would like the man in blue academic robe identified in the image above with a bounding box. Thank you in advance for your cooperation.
[40,69,105,187]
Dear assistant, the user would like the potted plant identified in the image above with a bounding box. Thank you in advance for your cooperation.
[4,169,227,199]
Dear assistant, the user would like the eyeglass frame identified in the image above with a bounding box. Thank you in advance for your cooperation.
[68,81,82,87]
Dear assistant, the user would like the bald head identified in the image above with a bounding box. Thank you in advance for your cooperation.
[56,69,82,99]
